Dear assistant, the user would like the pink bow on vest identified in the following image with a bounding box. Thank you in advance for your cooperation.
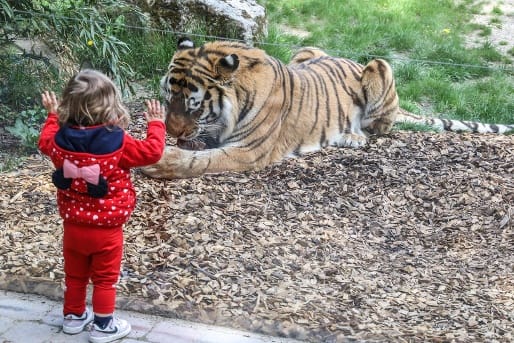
[63,159,100,185]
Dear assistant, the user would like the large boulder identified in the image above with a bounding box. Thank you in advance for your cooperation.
[134,0,267,43]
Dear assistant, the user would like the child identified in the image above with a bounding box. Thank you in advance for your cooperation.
[38,69,166,343]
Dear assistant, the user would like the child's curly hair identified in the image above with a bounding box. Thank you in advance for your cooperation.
[58,69,130,128]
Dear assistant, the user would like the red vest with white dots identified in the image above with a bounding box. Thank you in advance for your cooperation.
[49,143,135,227]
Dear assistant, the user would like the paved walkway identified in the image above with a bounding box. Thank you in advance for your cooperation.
[0,290,304,343]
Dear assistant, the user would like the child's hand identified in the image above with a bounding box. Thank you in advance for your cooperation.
[41,91,59,113]
[144,99,165,123]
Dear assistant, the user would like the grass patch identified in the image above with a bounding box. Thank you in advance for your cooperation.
[0,154,28,173]
[121,31,176,80]
[491,6,503,15]
[394,122,440,133]
[261,0,513,125]
[0,56,59,112]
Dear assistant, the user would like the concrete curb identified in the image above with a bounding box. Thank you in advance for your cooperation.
[0,290,306,343]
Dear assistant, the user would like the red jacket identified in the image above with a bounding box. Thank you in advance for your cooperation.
[39,113,165,227]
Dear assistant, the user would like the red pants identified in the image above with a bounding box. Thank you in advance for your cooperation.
[62,222,123,315]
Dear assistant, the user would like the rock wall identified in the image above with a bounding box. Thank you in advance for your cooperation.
[134,0,267,43]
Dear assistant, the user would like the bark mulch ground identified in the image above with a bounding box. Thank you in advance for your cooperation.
[0,128,513,342]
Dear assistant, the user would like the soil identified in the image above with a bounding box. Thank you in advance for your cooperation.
[464,0,514,57]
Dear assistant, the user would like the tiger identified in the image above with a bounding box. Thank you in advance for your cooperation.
[141,38,514,179]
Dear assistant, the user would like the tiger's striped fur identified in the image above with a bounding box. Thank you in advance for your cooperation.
[396,109,513,133]
[142,39,513,179]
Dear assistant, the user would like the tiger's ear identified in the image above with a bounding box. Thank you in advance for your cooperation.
[216,54,239,81]
[177,37,194,50]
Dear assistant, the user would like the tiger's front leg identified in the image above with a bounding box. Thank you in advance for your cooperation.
[141,147,194,179]
[141,146,266,179]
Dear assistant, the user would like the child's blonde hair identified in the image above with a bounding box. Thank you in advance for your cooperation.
[58,69,130,128]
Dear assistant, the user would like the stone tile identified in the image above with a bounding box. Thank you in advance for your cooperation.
[41,304,64,328]
[2,321,60,343]
[0,295,50,321]
[0,291,304,343]
[116,309,156,339]
[147,321,287,343]
[0,317,14,336]
[42,331,91,343]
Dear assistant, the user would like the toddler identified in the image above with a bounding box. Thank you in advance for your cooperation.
[38,69,166,343]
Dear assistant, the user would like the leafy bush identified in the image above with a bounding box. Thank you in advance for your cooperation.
[1,0,149,96]
[6,108,47,152]
[0,55,57,111]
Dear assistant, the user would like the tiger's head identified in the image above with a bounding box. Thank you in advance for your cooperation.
[160,37,248,150]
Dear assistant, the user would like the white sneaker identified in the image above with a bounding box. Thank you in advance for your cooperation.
[89,317,131,343]
[63,308,93,334]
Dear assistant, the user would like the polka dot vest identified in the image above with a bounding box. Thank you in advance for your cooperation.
[51,145,135,227]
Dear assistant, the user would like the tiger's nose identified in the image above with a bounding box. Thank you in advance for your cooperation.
[188,98,201,109]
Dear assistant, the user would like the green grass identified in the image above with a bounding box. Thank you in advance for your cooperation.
[119,31,176,97]
[394,122,440,133]
[260,0,514,125]
[491,6,503,15]
[121,32,175,80]
[0,56,59,112]
[0,154,28,173]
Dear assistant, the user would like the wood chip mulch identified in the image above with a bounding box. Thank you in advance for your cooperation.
[0,129,513,342]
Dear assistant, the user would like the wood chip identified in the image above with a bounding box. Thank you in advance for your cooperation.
[1,116,513,342]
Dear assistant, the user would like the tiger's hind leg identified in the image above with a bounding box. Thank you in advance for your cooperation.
[289,47,329,66]
[360,59,399,135]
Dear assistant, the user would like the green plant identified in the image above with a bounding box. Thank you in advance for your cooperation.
[491,6,503,15]
[0,55,57,111]
[6,108,47,151]
[121,31,176,80]
[394,122,440,133]
[257,25,295,63]
[43,1,148,95]
[0,0,149,96]
[6,118,40,150]
[262,0,513,126]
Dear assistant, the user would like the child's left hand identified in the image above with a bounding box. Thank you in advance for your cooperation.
[144,99,165,123]
[41,91,59,113]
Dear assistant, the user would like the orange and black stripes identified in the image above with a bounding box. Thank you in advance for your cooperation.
[145,39,512,179]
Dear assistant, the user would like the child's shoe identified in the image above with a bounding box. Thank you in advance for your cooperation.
[89,317,131,343]
[62,308,93,334]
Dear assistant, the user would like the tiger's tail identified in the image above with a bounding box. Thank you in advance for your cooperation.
[395,109,514,134]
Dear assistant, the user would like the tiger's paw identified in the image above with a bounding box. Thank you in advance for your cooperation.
[140,163,173,179]
[338,133,367,148]
[176,139,206,150]
[140,147,185,179]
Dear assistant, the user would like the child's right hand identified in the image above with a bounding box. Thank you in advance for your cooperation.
[41,91,59,113]
[145,99,165,123]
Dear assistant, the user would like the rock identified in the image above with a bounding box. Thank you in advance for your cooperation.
[133,0,267,43]
[13,39,58,68]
